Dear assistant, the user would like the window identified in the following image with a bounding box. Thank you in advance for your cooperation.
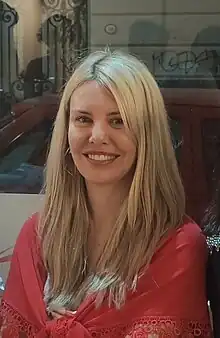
[1,0,220,222]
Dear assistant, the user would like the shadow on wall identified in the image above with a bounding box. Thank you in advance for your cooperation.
[128,20,169,69]
[128,20,220,89]
[191,25,220,89]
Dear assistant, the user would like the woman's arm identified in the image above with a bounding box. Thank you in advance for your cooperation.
[0,214,48,337]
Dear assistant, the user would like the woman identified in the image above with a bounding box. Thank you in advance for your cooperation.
[0,50,211,337]
[203,187,220,337]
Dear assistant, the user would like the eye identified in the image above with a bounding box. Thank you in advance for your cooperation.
[110,118,124,128]
[75,116,92,124]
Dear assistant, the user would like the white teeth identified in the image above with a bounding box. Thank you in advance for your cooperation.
[87,154,116,161]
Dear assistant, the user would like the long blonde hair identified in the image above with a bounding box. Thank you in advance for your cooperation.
[40,49,185,309]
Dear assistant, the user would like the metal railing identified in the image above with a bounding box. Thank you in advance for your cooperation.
[0,0,88,116]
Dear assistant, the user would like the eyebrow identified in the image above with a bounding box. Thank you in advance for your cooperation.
[70,109,121,116]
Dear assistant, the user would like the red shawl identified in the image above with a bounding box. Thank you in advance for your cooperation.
[0,214,212,337]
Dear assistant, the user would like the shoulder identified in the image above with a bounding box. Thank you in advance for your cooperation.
[175,218,207,251]
[154,218,208,265]
[164,218,206,252]
[17,213,39,239]
[14,213,40,255]
[12,213,46,282]
[139,219,208,296]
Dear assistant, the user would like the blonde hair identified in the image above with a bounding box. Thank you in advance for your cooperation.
[40,49,185,310]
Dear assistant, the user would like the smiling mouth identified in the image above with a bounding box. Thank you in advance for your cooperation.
[84,153,119,163]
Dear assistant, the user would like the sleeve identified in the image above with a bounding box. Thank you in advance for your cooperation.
[207,250,220,337]
[0,214,48,337]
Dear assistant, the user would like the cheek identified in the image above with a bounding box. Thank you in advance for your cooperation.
[125,142,137,166]
[68,126,90,156]
[128,147,137,167]
[68,126,82,153]
[119,135,136,158]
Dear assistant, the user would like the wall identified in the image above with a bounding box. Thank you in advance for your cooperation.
[90,0,220,80]
[0,194,43,281]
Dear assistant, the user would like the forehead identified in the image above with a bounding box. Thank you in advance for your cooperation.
[70,81,118,110]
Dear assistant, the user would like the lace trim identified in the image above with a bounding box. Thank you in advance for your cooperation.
[90,317,212,337]
[42,316,211,337]
[0,300,212,337]
[0,300,38,337]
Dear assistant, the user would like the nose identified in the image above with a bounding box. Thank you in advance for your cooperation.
[89,121,108,144]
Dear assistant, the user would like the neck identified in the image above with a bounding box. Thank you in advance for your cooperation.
[86,180,130,229]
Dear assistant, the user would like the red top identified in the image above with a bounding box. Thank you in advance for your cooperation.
[0,214,212,337]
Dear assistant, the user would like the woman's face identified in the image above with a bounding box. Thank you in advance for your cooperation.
[68,81,136,185]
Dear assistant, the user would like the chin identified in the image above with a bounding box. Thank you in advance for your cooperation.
[84,176,120,185]
[82,171,126,185]
[76,163,134,186]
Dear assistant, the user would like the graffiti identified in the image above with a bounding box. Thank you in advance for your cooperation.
[152,50,220,76]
